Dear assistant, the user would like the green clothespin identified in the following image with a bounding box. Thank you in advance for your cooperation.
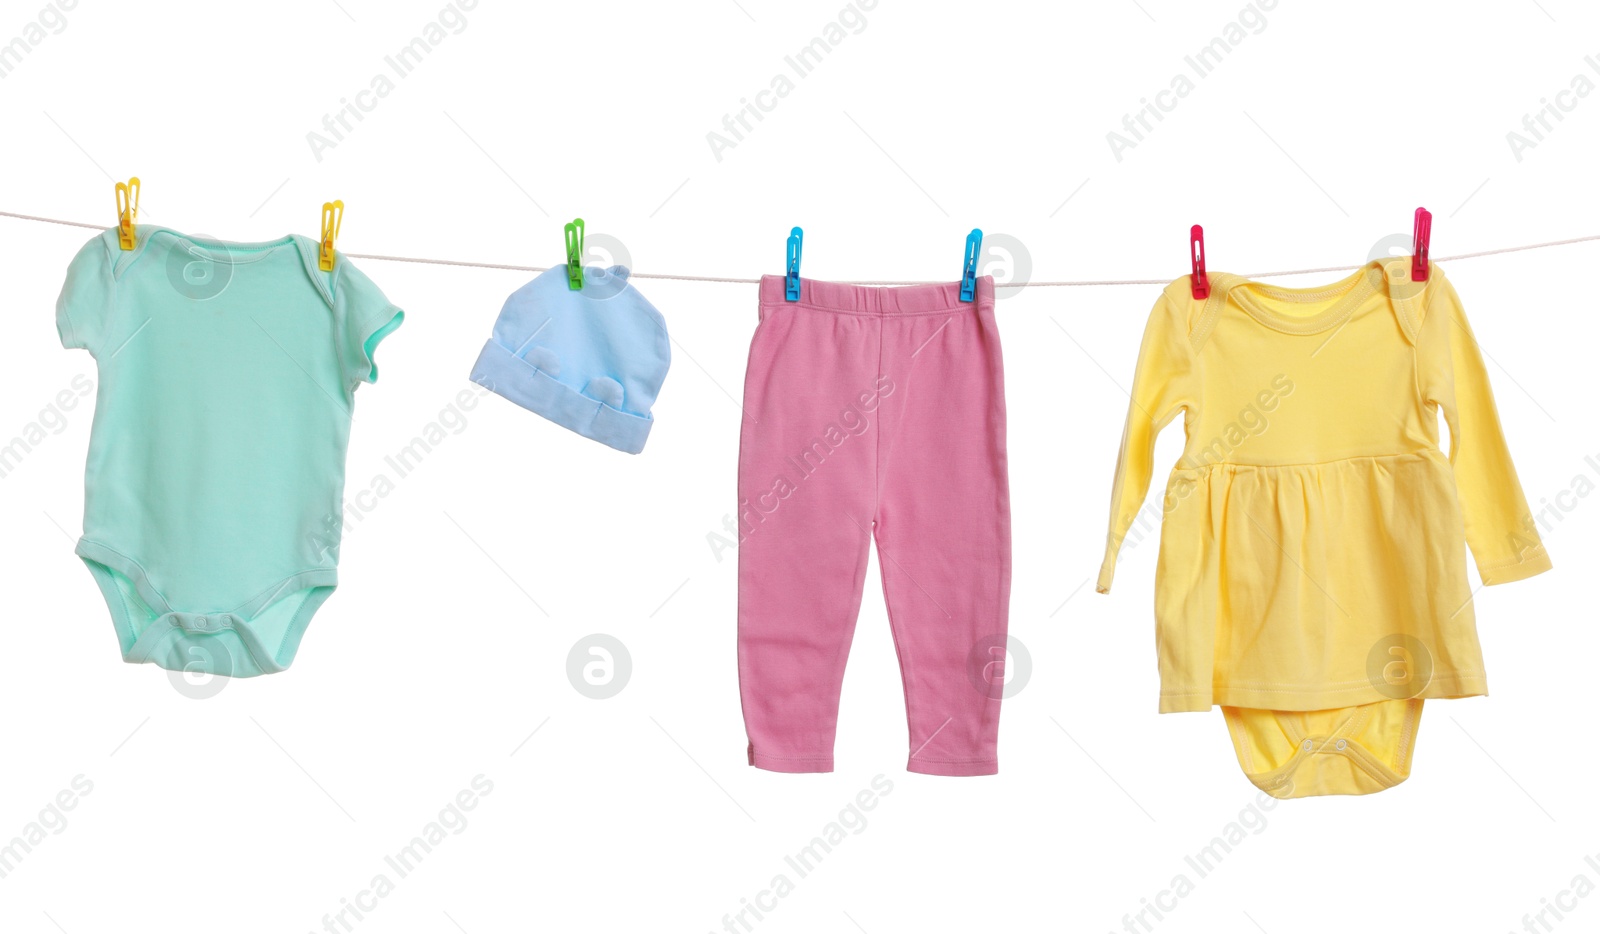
[564,218,585,290]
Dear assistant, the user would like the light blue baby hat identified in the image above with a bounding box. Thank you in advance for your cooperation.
[470,264,670,454]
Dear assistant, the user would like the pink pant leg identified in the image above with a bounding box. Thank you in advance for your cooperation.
[737,275,1010,776]
[873,284,1010,776]
[737,282,880,773]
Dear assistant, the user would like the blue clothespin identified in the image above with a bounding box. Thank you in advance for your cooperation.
[959,228,982,301]
[564,218,585,290]
[784,227,803,301]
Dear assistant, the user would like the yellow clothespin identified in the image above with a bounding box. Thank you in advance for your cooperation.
[319,200,344,271]
[115,177,140,251]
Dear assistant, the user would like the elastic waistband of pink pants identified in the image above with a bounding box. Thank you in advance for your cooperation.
[758,274,995,314]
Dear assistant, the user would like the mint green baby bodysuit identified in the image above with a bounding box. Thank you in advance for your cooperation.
[58,227,403,677]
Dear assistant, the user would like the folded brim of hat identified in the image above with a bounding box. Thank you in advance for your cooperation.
[470,339,653,454]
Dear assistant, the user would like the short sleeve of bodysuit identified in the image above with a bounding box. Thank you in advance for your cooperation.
[330,259,404,389]
[56,234,118,354]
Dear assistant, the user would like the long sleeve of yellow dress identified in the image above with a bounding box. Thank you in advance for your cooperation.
[1096,293,1196,594]
[1415,275,1552,584]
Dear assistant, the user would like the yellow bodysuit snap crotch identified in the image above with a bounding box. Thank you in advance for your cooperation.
[1222,700,1423,798]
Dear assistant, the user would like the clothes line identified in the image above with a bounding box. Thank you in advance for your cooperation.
[4,209,1598,288]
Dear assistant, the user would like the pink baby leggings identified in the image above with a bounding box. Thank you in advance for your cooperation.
[737,274,1011,776]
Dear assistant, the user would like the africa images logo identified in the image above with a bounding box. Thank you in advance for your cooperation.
[1365,634,1434,700]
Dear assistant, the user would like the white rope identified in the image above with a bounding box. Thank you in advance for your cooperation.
[4,210,1597,288]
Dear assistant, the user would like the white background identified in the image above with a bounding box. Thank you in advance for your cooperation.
[1,1,1596,932]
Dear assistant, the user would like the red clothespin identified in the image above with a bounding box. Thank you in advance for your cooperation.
[1190,224,1209,299]
[1410,207,1431,282]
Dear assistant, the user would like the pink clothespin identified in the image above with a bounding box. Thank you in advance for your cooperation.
[1190,225,1209,300]
[1411,207,1432,282]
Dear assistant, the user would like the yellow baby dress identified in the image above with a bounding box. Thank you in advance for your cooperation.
[1098,258,1551,798]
